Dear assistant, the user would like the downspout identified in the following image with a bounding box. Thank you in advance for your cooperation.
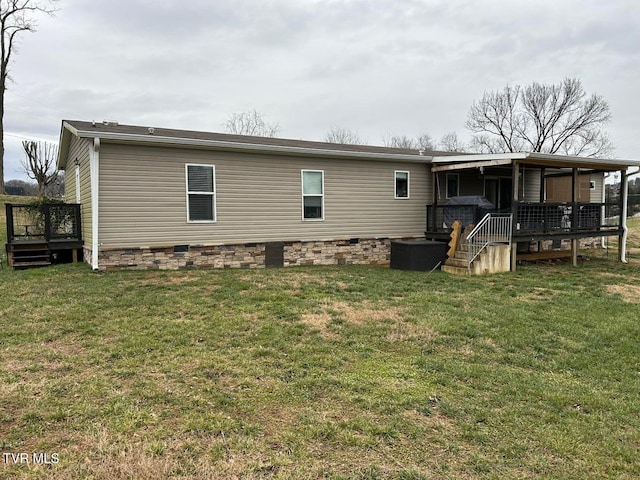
[90,138,100,270]
[619,170,628,263]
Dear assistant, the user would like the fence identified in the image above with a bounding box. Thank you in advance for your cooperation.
[5,203,82,244]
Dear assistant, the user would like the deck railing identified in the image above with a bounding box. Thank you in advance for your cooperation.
[427,202,620,237]
[466,213,513,269]
[513,202,620,235]
[5,203,82,244]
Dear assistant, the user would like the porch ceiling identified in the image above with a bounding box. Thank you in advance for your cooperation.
[431,152,640,173]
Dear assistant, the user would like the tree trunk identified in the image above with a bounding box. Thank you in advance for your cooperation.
[0,84,5,195]
[0,86,5,195]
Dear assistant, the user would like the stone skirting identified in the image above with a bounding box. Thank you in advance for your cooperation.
[94,238,411,271]
[283,238,392,267]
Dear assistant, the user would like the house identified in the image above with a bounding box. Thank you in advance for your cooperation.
[49,120,639,272]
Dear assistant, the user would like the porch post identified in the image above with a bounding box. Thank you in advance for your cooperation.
[571,168,579,266]
[5,203,14,244]
[538,167,545,252]
[618,169,628,263]
[511,161,520,271]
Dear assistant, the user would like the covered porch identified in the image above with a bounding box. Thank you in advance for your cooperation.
[425,152,639,271]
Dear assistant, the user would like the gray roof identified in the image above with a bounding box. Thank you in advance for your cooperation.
[58,120,640,171]
[60,119,457,158]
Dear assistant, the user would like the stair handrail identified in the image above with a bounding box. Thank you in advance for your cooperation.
[466,213,513,271]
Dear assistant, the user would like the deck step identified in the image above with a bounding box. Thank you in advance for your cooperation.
[9,244,52,269]
[453,250,468,261]
[445,257,468,268]
[441,264,470,275]
[13,261,52,269]
[8,243,50,251]
[13,254,51,261]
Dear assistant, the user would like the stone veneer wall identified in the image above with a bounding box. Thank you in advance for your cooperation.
[94,238,409,271]
[283,238,392,267]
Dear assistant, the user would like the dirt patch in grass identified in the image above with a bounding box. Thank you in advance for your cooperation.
[135,274,212,287]
[606,283,640,303]
[599,272,627,279]
[329,300,402,323]
[299,311,337,339]
[517,287,565,303]
[300,300,436,343]
[386,320,436,343]
[1,338,86,373]
[300,300,405,339]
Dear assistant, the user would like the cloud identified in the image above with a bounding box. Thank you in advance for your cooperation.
[2,0,639,183]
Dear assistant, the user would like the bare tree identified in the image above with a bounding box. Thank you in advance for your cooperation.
[415,133,436,151]
[438,132,465,152]
[21,139,57,196]
[1,0,58,194]
[44,169,63,197]
[466,78,613,157]
[383,135,415,149]
[224,109,279,137]
[324,126,365,145]
[383,133,435,150]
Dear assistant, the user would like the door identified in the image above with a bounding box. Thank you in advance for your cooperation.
[484,178,512,210]
[499,178,512,210]
[484,178,498,208]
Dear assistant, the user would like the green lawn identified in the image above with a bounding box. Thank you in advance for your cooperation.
[1,196,639,479]
[1,261,639,479]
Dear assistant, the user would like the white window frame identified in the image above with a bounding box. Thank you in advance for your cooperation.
[185,163,217,223]
[394,170,410,199]
[301,169,324,221]
[446,173,459,198]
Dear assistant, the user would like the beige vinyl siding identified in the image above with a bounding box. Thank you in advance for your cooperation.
[63,136,92,245]
[98,143,431,249]
[435,171,484,202]
[522,167,541,202]
[590,172,604,203]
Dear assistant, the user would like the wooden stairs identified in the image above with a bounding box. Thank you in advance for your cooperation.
[7,242,52,269]
[441,222,474,275]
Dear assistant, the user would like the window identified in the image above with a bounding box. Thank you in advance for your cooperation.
[302,170,324,220]
[395,171,410,199]
[186,164,216,222]
[446,173,459,198]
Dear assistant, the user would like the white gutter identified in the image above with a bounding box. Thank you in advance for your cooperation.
[90,137,100,270]
[432,152,528,163]
[432,152,640,169]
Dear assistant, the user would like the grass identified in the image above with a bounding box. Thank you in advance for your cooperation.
[0,196,639,478]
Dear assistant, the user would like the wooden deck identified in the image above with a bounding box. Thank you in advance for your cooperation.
[5,203,83,269]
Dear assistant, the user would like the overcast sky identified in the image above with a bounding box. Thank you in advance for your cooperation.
[4,0,639,180]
